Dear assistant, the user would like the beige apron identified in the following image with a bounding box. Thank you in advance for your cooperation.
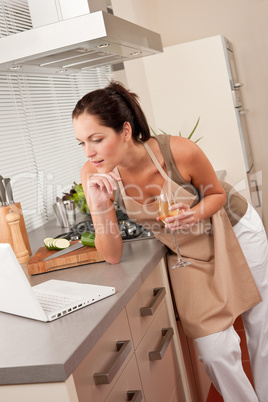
[116,143,261,338]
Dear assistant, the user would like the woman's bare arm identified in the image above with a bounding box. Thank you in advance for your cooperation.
[165,136,226,229]
[81,161,123,264]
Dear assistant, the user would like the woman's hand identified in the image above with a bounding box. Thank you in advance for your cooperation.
[83,170,123,264]
[157,202,196,230]
[87,172,121,209]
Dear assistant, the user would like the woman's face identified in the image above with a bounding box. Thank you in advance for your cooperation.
[73,113,130,173]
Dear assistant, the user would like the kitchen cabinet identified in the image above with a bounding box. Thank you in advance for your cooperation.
[177,322,211,402]
[0,254,191,402]
[72,308,134,401]
[72,261,185,402]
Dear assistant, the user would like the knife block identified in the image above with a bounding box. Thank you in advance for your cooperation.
[0,203,32,257]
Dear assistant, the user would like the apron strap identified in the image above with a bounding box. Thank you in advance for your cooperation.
[116,143,175,197]
[144,142,171,181]
[114,167,127,198]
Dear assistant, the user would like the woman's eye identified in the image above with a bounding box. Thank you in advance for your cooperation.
[78,142,85,146]
[92,139,102,143]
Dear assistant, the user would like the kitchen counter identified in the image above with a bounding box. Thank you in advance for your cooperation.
[0,220,167,386]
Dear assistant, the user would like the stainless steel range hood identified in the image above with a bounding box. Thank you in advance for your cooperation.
[0,4,163,75]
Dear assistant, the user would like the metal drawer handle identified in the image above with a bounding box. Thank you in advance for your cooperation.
[127,390,143,401]
[93,340,132,385]
[140,287,166,317]
[149,327,174,361]
[251,179,261,208]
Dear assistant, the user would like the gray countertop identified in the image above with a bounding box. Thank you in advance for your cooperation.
[0,219,167,385]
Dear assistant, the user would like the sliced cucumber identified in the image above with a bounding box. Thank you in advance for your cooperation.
[53,238,70,250]
[43,237,54,247]
[44,237,70,250]
[47,239,57,250]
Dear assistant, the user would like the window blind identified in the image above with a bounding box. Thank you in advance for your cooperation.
[0,67,114,232]
[0,0,31,37]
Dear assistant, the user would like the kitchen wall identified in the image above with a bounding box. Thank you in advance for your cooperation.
[112,0,268,229]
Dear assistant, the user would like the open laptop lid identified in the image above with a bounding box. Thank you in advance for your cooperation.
[0,243,48,321]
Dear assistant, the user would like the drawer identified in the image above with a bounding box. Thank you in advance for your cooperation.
[136,302,180,402]
[126,263,166,348]
[73,308,133,402]
[105,355,144,402]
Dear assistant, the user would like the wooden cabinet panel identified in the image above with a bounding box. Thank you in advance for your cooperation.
[73,308,134,402]
[177,321,211,402]
[105,355,144,402]
[189,340,211,402]
[170,377,185,402]
[135,302,180,402]
[176,322,199,402]
[126,263,166,349]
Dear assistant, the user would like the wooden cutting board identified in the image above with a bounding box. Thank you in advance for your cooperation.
[27,241,104,275]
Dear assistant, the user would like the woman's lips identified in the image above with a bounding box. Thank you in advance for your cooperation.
[91,160,104,167]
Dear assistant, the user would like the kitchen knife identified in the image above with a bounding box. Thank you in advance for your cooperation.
[0,176,8,206]
[44,241,85,261]
[3,178,14,204]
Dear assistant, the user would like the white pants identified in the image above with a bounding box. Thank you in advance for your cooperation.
[195,204,268,402]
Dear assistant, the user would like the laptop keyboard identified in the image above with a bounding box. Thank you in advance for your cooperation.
[34,290,79,312]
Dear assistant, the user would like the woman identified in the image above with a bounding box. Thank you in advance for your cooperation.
[72,81,268,401]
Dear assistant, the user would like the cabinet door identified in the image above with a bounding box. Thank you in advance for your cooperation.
[105,355,144,402]
[170,377,185,402]
[126,263,166,349]
[73,308,133,402]
[136,302,181,402]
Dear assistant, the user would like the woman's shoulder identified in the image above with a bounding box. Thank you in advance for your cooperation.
[169,135,201,164]
[169,134,198,148]
[148,133,193,149]
[147,134,200,166]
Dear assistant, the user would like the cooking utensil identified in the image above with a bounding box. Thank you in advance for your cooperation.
[3,178,15,204]
[63,199,76,227]
[52,201,69,228]
[0,176,8,206]
[44,241,85,261]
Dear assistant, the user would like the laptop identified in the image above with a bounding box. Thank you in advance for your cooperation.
[0,243,115,322]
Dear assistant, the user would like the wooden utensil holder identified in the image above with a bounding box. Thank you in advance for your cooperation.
[0,203,32,257]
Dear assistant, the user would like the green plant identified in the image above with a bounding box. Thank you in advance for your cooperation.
[151,117,202,143]
[63,183,90,214]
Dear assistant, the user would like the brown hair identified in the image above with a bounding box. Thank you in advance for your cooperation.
[72,81,151,142]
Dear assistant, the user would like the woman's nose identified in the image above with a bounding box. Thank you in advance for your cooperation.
[85,143,96,158]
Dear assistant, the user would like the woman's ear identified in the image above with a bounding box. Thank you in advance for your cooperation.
[123,121,132,141]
